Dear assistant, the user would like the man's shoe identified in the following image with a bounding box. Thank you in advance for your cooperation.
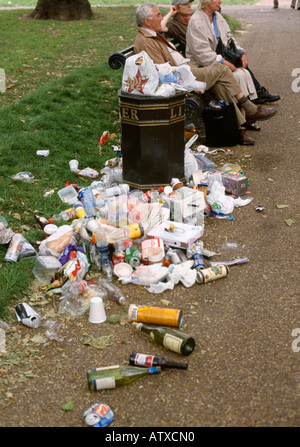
[253,87,280,104]
[240,128,255,145]
[246,106,278,122]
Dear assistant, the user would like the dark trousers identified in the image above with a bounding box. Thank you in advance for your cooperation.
[246,67,262,91]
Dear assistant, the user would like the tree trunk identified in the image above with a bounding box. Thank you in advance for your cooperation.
[30,0,93,21]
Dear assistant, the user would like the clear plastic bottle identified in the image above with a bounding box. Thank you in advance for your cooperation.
[61,280,88,298]
[104,183,130,198]
[102,258,113,281]
[52,209,75,222]
[78,188,96,218]
[97,278,126,305]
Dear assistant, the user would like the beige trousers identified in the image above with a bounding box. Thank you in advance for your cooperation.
[189,62,246,127]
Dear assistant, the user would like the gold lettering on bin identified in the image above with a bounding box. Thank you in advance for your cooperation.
[170,106,183,120]
[121,107,139,121]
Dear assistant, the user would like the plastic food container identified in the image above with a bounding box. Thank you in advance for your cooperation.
[58,185,78,204]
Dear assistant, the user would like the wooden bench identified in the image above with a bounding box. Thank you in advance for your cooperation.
[108,43,209,129]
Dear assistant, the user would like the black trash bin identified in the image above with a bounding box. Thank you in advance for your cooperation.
[119,90,186,190]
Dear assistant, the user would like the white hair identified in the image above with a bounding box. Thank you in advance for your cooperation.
[198,0,212,9]
[136,3,157,27]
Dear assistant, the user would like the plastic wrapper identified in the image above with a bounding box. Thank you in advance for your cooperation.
[120,263,169,286]
[206,174,234,215]
[63,251,90,282]
[38,225,74,258]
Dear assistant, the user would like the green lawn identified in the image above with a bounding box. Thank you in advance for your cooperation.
[0,2,247,319]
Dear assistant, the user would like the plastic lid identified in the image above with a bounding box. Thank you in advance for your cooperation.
[113,262,133,278]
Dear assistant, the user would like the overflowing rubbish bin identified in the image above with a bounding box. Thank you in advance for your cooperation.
[119,90,186,190]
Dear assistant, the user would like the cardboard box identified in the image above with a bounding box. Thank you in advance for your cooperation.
[147,220,204,249]
[221,172,248,196]
[162,187,205,224]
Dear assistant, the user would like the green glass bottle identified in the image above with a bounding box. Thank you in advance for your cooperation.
[87,364,161,391]
[132,322,195,356]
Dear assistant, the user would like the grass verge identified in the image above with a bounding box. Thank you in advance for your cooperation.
[0,6,242,319]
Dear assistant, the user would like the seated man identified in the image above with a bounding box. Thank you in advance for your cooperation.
[186,0,280,106]
[134,2,277,145]
[161,0,194,53]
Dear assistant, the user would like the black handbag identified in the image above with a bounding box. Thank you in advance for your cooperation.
[216,37,242,68]
[202,102,243,147]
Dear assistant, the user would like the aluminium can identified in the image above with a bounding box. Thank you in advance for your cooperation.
[196,265,229,284]
[4,233,25,263]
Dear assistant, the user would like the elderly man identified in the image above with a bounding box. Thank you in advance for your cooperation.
[186,0,280,106]
[134,3,277,145]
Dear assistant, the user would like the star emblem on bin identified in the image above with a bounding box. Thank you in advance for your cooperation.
[125,69,149,94]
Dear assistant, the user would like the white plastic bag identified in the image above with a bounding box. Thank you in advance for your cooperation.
[184,148,198,181]
[207,174,234,214]
[155,63,206,93]
[122,51,159,96]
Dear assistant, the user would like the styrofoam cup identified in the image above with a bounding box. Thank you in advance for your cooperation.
[69,159,79,172]
[89,297,106,324]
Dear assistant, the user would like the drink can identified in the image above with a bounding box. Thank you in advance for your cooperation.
[84,403,114,427]
[192,253,205,270]
[99,131,110,145]
[15,302,41,328]
[128,304,183,327]
[125,246,141,268]
[112,250,125,265]
[4,233,25,262]
[73,201,87,219]
[196,265,229,284]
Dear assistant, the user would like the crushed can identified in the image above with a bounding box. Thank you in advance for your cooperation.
[15,303,41,328]
[84,403,114,427]
[128,304,183,327]
[4,233,25,263]
[196,265,229,284]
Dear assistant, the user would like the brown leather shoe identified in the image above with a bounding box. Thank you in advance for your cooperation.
[240,128,255,145]
[246,105,277,122]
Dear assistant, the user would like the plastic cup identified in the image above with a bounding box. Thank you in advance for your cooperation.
[69,159,79,172]
[89,297,106,324]
[44,224,58,238]
[36,150,50,157]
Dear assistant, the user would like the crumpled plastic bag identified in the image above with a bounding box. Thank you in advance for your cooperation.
[207,174,234,215]
[146,260,196,293]
[39,225,74,258]
[155,63,206,93]
[0,222,15,245]
[119,263,169,286]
